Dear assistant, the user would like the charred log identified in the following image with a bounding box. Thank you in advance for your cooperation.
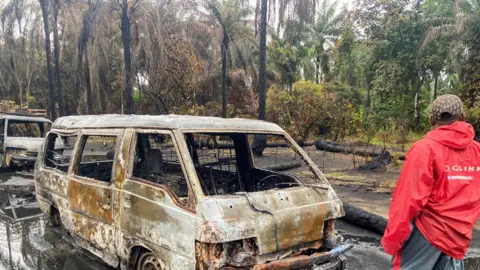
[263,161,302,172]
[359,151,392,171]
[314,139,381,158]
[341,202,387,235]
[251,134,267,156]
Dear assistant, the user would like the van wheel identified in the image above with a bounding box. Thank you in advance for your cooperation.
[50,207,63,228]
[135,252,162,270]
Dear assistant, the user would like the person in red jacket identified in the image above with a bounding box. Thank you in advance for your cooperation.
[382,94,480,270]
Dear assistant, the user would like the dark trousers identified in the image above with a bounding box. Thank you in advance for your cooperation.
[392,225,464,270]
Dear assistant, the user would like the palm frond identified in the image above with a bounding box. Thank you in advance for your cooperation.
[420,25,456,50]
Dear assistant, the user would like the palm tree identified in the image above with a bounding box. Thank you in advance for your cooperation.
[421,0,479,49]
[251,0,268,156]
[39,0,57,119]
[421,0,480,105]
[204,0,255,118]
[306,0,343,83]
[258,0,267,121]
[78,0,98,114]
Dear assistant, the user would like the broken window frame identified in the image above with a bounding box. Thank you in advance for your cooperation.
[6,119,49,138]
[180,130,330,198]
[70,129,122,185]
[43,131,79,174]
[126,129,196,210]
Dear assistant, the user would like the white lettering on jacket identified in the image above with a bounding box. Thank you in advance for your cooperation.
[446,165,480,172]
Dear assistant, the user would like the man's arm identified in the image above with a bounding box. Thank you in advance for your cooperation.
[381,143,434,255]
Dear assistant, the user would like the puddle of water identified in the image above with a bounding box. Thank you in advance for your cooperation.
[0,172,112,270]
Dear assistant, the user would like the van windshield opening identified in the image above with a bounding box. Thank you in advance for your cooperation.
[7,120,49,138]
[184,133,320,196]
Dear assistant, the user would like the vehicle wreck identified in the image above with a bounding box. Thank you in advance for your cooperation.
[34,114,350,270]
[0,113,52,168]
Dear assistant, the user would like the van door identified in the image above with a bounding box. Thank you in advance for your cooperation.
[117,130,196,269]
[68,129,123,264]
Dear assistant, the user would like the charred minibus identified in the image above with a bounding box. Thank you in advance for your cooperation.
[34,114,350,270]
[0,114,52,168]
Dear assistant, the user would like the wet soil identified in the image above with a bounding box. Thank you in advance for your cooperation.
[0,171,111,270]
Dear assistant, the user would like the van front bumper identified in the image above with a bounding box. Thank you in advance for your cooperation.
[224,244,352,270]
[11,155,37,166]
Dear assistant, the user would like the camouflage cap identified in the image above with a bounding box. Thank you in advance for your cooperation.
[431,94,463,122]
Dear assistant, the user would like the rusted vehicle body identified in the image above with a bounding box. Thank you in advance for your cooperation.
[34,115,350,270]
[0,114,52,168]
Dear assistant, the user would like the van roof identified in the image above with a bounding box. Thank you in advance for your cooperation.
[52,114,284,132]
[0,114,52,123]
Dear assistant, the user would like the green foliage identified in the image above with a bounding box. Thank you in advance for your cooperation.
[267,81,330,142]
[267,39,299,88]
[267,81,357,142]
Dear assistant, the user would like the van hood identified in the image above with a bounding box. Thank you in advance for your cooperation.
[4,137,44,152]
[195,187,343,255]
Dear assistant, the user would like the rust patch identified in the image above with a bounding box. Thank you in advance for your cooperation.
[195,241,226,269]
[69,180,112,223]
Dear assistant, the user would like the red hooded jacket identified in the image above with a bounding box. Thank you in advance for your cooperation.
[382,121,480,260]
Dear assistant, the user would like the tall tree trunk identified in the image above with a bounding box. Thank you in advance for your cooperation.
[98,66,109,113]
[252,0,268,157]
[52,0,64,116]
[221,30,229,118]
[39,0,57,120]
[315,49,321,84]
[433,73,438,100]
[84,53,93,114]
[9,57,21,105]
[121,0,134,114]
[258,0,267,121]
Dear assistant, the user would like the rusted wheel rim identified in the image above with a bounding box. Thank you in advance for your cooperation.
[137,252,162,270]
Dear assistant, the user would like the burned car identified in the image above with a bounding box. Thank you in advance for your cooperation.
[34,115,350,270]
[0,114,52,168]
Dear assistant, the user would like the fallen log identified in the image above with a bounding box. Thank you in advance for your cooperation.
[196,140,314,151]
[341,202,387,235]
[360,151,392,170]
[315,139,382,158]
[314,139,344,153]
[263,161,302,172]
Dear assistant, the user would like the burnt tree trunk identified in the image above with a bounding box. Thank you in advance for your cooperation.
[40,0,57,120]
[315,48,321,84]
[121,0,134,114]
[258,0,267,121]
[52,0,64,116]
[84,53,93,114]
[252,0,268,156]
[221,30,229,118]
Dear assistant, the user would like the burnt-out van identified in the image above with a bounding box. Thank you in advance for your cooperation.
[34,115,350,270]
[0,114,52,168]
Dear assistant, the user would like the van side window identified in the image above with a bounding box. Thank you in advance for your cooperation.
[44,133,78,173]
[133,133,188,200]
[75,135,117,182]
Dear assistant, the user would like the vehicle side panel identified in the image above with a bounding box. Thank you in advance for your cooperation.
[117,179,196,269]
